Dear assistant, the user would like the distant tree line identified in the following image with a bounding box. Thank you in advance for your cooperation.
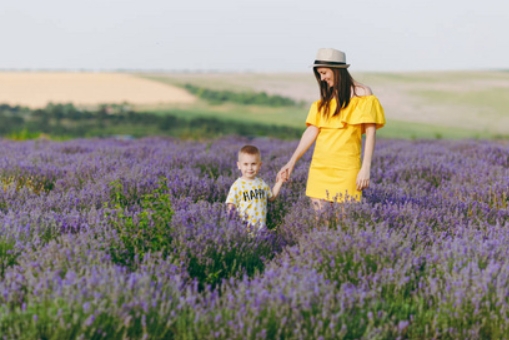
[0,103,303,140]
[183,84,303,107]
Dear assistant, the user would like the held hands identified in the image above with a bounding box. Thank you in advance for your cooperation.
[277,162,295,183]
[356,167,370,191]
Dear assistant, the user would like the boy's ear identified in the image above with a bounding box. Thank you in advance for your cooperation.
[236,161,240,169]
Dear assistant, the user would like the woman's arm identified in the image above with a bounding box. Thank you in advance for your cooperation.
[356,123,376,190]
[278,125,319,181]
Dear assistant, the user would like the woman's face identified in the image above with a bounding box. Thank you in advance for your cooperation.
[316,67,334,88]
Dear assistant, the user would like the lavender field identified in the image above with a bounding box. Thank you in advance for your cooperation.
[0,136,508,339]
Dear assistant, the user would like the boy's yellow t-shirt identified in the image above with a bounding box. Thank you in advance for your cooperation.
[225,177,273,228]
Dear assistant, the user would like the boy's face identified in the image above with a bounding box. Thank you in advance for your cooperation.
[237,153,262,180]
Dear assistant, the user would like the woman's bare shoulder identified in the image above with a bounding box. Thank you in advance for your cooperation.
[353,82,373,96]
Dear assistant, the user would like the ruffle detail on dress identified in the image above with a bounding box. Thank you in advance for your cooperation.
[339,95,386,133]
[306,95,386,133]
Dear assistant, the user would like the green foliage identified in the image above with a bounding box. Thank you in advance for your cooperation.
[6,128,40,141]
[0,297,193,340]
[0,103,303,140]
[183,83,301,107]
[186,240,269,291]
[0,104,27,135]
[107,178,174,270]
[2,101,501,140]
[174,116,303,139]
[0,173,56,195]
[0,239,18,278]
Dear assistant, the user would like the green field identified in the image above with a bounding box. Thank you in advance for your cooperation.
[137,70,509,140]
[2,70,507,140]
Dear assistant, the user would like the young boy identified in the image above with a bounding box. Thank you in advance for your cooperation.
[226,145,283,230]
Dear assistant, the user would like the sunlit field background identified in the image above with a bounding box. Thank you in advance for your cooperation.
[140,70,509,139]
[1,70,509,140]
[0,71,508,339]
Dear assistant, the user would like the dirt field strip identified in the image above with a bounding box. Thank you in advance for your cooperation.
[0,72,196,108]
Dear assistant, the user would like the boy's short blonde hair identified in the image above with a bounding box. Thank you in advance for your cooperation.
[238,145,261,159]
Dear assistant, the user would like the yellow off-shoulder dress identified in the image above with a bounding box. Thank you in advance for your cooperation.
[305,95,385,202]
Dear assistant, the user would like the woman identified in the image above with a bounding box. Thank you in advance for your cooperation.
[278,48,385,211]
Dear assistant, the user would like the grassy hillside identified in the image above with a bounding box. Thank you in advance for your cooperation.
[138,70,509,140]
[1,71,507,140]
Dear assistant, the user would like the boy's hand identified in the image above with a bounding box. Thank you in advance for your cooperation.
[276,172,283,183]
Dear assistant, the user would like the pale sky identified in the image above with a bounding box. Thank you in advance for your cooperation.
[1,0,507,72]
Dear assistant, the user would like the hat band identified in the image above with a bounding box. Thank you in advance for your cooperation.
[314,60,346,66]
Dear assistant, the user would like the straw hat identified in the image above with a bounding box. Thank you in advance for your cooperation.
[312,48,350,68]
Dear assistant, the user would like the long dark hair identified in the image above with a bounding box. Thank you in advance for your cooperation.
[313,67,356,118]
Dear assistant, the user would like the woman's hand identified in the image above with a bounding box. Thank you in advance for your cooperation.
[278,161,295,182]
[277,125,319,183]
[356,167,371,191]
